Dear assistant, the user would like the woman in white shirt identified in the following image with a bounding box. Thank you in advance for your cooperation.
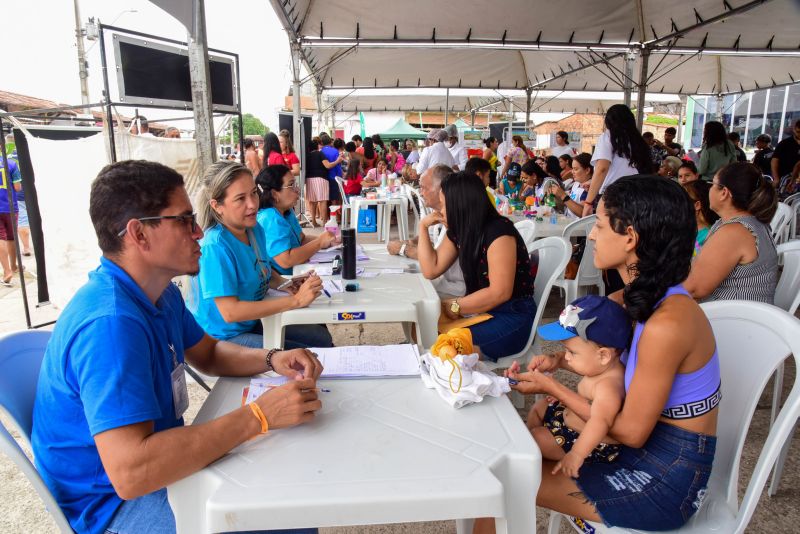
[582,104,653,216]
[549,152,593,218]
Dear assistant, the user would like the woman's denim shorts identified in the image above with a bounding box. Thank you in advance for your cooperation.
[575,422,716,531]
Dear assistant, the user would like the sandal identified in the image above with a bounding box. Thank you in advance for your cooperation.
[1,275,12,287]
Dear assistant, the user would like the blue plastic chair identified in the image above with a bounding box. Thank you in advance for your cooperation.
[0,330,73,532]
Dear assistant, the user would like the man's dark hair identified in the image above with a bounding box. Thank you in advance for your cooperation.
[556,130,568,141]
[243,138,254,149]
[665,127,677,135]
[728,131,741,142]
[756,133,772,144]
[351,134,363,143]
[642,131,654,140]
[135,115,149,131]
[465,157,491,175]
[90,160,184,255]
[319,132,332,146]
[333,138,345,149]
[345,141,357,152]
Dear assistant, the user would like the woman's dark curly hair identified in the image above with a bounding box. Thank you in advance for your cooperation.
[602,175,696,322]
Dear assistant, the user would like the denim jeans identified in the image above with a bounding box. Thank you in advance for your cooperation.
[104,488,318,534]
[467,297,536,362]
[576,422,716,530]
[228,323,333,350]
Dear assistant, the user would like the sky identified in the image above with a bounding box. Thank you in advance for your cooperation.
[5,0,294,131]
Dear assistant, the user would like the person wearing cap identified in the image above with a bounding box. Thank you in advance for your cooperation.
[497,162,523,199]
[416,129,455,175]
[514,295,630,479]
[445,124,468,171]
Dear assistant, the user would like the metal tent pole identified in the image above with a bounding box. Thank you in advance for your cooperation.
[187,0,216,172]
[525,88,533,132]
[444,88,450,126]
[677,96,686,144]
[507,97,514,146]
[291,43,311,226]
[636,48,651,130]
[623,51,636,108]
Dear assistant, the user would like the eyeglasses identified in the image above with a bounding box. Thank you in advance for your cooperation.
[117,213,198,237]
[282,182,299,190]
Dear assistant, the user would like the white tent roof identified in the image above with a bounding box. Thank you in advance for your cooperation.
[326,89,680,114]
[270,0,800,96]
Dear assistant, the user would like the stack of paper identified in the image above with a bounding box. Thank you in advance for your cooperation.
[309,245,369,264]
[312,344,421,378]
[241,375,289,405]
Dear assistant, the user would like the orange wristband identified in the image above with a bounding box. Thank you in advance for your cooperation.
[248,403,269,434]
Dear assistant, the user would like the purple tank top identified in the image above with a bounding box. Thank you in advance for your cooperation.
[621,285,721,411]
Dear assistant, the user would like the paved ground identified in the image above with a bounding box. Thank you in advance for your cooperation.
[1,233,798,533]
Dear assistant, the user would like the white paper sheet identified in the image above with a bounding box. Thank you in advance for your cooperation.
[313,344,421,378]
[244,376,289,404]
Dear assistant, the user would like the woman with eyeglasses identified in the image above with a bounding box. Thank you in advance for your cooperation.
[684,162,778,303]
[256,165,336,276]
[189,161,333,350]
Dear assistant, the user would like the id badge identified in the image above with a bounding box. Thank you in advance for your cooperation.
[171,363,189,419]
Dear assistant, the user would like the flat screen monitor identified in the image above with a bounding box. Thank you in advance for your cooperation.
[113,34,237,112]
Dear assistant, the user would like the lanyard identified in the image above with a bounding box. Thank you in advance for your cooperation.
[248,228,271,283]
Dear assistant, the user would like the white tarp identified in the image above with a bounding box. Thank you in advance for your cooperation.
[114,132,202,197]
[27,133,106,310]
[274,0,800,95]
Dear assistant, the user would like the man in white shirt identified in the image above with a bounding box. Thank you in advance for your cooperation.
[551,130,575,158]
[386,164,465,297]
[416,129,455,175]
[444,125,468,171]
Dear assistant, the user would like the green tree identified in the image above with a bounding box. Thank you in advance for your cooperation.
[230,113,268,144]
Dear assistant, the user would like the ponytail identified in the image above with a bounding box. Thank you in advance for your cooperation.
[717,162,777,224]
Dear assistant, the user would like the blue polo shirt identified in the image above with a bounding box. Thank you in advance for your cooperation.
[32,257,205,534]
[257,206,303,276]
[321,145,342,179]
[188,223,272,339]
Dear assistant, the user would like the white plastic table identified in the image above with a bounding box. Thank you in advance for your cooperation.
[167,376,540,533]
[263,246,439,348]
[351,196,409,242]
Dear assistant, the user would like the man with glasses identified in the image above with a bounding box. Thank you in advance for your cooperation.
[32,160,322,534]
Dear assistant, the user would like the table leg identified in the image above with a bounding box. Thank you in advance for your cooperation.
[490,453,539,534]
[261,317,285,349]
[399,200,409,240]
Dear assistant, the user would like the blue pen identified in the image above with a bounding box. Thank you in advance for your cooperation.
[507,378,518,385]
[322,288,332,298]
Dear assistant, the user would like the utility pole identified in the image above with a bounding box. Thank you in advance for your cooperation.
[73,0,90,108]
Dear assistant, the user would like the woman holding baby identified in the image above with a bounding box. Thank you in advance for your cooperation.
[474,175,719,532]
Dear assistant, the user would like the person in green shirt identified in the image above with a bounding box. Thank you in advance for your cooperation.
[697,121,737,181]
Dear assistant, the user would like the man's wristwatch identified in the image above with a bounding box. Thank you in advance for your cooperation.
[399,243,407,257]
[450,299,461,316]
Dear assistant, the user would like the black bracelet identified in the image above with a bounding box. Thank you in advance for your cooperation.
[265,348,282,372]
[562,194,570,203]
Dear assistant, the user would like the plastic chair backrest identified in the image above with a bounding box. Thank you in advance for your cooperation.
[562,215,600,282]
[0,330,73,532]
[335,177,349,207]
[783,192,800,207]
[0,330,51,447]
[528,237,571,344]
[699,301,800,530]
[404,185,421,235]
[770,202,792,242]
[775,240,800,314]
[513,219,537,252]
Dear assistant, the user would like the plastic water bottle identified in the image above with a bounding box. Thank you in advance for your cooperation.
[547,193,557,224]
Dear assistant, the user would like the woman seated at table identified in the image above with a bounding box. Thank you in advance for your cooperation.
[189,161,333,349]
[548,152,593,218]
[387,139,406,174]
[363,159,390,187]
[343,158,364,197]
[417,171,536,362]
[684,162,778,302]
[256,164,336,276]
[474,175,719,534]
[520,159,549,200]
[498,162,523,199]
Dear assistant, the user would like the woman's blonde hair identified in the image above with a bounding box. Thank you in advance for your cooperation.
[279,129,295,153]
[196,161,252,230]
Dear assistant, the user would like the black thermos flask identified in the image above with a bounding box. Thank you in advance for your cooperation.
[341,228,357,280]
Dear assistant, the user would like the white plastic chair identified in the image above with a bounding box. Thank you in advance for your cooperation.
[483,236,570,378]
[767,240,800,495]
[770,202,792,244]
[0,330,73,532]
[403,184,423,238]
[548,300,800,534]
[552,215,604,307]
[783,193,800,240]
[334,177,353,229]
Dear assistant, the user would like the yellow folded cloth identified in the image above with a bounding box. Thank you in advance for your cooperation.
[438,313,493,334]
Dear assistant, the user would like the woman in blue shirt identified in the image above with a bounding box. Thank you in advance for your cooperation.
[256,165,336,275]
[189,161,333,349]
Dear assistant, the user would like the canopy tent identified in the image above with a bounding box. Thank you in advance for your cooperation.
[377,118,429,140]
[269,0,800,97]
[326,89,680,115]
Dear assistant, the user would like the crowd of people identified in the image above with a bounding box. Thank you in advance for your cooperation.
[23,102,800,534]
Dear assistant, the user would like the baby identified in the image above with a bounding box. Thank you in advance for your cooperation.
[508,295,632,477]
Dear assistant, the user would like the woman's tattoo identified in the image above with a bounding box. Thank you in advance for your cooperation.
[568,490,590,504]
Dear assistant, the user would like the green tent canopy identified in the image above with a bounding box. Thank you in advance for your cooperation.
[452,118,470,131]
[378,119,429,141]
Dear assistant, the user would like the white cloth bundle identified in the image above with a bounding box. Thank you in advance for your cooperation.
[419,351,511,409]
